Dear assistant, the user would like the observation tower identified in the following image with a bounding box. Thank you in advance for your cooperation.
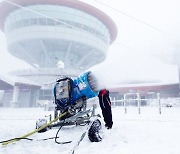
[0,0,117,80]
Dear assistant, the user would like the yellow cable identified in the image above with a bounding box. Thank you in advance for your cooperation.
[2,111,68,146]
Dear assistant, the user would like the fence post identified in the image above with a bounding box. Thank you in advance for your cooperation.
[157,93,161,114]
[123,94,127,114]
[113,97,116,106]
[137,93,141,114]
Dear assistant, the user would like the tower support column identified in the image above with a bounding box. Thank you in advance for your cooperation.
[10,86,19,107]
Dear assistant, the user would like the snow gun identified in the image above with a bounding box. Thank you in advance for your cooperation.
[53,71,98,118]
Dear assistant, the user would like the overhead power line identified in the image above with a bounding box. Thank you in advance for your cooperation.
[94,0,172,37]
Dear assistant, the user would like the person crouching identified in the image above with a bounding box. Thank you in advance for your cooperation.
[98,89,113,129]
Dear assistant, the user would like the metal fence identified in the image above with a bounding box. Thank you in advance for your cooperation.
[110,93,180,114]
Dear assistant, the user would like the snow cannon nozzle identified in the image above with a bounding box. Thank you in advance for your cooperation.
[87,72,98,92]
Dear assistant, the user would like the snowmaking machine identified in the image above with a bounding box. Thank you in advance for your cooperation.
[36,71,100,131]
[52,71,99,126]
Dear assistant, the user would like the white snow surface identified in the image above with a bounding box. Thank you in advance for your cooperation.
[0,106,180,154]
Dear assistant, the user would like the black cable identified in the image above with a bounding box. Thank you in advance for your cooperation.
[55,120,72,144]
[0,136,71,144]
[37,137,59,141]
[0,137,61,143]
[0,138,33,144]
[0,132,71,144]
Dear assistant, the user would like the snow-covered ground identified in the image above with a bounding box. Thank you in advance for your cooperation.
[0,106,180,154]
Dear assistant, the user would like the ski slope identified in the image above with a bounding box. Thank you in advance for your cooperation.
[0,106,180,154]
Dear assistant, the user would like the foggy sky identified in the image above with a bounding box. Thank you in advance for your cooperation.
[84,0,180,85]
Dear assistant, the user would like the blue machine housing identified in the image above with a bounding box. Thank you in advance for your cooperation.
[72,72,98,105]
[54,71,98,109]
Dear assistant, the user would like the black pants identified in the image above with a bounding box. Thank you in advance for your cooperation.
[98,90,113,128]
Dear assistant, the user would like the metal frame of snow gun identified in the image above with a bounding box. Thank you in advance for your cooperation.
[50,106,96,128]
[2,111,68,146]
